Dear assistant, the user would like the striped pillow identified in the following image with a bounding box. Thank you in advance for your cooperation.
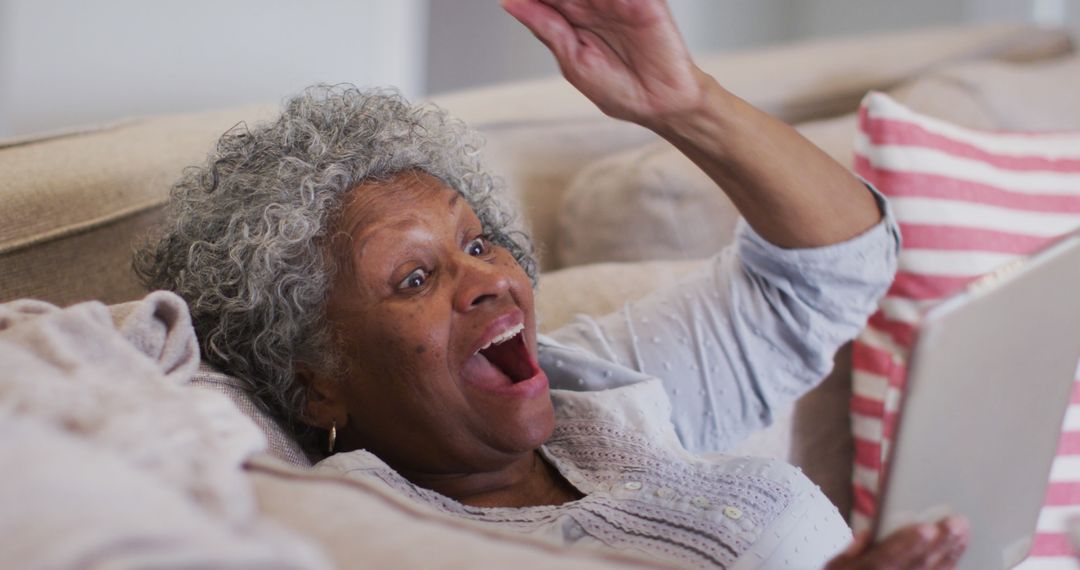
[850,92,1080,566]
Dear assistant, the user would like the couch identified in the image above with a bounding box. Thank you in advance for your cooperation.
[1,23,1076,568]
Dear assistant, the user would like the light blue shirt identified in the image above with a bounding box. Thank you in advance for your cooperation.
[539,186,900,454]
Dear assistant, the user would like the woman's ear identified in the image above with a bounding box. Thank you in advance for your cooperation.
[294,363,348,430]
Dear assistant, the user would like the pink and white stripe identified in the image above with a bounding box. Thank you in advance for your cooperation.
[850,92,1080,567]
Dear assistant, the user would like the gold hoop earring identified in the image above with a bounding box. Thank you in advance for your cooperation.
[328,420,337,454]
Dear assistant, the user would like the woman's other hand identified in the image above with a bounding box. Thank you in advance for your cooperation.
[500,0,705,128]
[825,517,970,570]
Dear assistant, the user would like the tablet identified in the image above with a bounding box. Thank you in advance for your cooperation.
[873,230,1080,569]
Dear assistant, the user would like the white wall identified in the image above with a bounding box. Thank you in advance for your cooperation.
[690,0,1079,46]
[788,0,966,38]
[0,1,12,136]
[0,0,426,137]
[426,0,557,96]
[966,0,1078,26]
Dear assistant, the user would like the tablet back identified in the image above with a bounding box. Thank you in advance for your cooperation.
[874,232,1080,569]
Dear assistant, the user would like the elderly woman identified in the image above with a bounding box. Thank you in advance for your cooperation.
[136,1,968,568]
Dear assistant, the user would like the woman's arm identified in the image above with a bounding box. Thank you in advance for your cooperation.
[508,0,899,450]
[501,0,879,248]
[506,1,968,567]
[543,195,899,451]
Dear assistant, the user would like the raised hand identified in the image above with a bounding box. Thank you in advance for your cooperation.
[506,0,882,250]
[825,517,970,570]
[501,0,705,127]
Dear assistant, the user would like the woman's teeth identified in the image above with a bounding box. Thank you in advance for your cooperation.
[475,322,525,354]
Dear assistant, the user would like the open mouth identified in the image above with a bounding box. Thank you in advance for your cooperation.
[475,324,536,384]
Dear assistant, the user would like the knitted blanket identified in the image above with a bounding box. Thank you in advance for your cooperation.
[0,291,330,569]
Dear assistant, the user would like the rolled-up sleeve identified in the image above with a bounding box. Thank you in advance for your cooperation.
[546,184,900,452]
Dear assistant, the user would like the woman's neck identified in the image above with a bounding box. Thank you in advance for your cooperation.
[400,450,583,508]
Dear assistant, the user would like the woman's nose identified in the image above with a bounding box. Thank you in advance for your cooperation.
[453,254,511,312]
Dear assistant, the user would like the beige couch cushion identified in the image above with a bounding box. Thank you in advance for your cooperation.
[554,145,741,266]
[0,418,332,569]
[0,207,165,306]
[554,112,860,267]
[0,105,276,305]
[190,364,314,469]
[536,260,702,333]
[891,53,1080,131]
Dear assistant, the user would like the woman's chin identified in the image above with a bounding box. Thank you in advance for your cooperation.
[457,361,555,452]
[510,414,555,455]
[495,386,556,453]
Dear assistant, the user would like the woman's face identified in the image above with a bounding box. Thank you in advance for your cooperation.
[306,171,552,475]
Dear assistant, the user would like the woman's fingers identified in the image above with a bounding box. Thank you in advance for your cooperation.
[823,532,872,570]
[906,528,956,570]
[503,0,702,124]
[868,524,940,569]
[824,517,970,570]
[932,517,971,570]
[919,517,971,570]
[500,0,578,63]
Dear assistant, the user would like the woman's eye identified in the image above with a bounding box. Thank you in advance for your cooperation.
[466,237,488,257]
[398,268,428,290]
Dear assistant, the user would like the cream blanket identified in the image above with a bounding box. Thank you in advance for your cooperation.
[0,291,331,569]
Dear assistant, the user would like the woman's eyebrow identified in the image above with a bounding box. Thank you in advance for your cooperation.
[448,193,461,210]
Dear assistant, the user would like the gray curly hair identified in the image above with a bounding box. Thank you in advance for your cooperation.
[135,84,537,444]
